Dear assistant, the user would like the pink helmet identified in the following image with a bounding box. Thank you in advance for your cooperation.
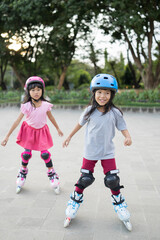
[24,76,45,91]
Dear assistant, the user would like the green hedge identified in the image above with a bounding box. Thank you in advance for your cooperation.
[0,90,22,103]
[0,88,160,107]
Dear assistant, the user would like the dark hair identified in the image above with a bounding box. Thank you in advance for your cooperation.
[84,89,123,120]
[23,82,49,107]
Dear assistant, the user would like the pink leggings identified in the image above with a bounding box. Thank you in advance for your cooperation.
[75,158,120,195]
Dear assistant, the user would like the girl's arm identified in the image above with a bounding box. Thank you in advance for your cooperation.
[1,112,24,146]
[63,123,82,147]
[121,129,132,146]
[47,111,63,136]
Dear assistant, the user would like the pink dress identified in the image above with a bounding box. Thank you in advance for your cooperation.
[16,101,53,151]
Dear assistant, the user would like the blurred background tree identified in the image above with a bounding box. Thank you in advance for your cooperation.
[0,0,159,90]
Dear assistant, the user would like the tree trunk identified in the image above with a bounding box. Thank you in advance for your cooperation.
[109,62,120,86]
[11,65,24,88]
[0,59,8,90]
[122,24,159,89]
[57,66,67,90]
[128,60,141,88]
[143,68,155,89]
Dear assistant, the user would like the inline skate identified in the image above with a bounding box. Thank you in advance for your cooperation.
[47,168,60,194]
[16,167,28,193]
[111,193,132,231]
[64,191,83,227]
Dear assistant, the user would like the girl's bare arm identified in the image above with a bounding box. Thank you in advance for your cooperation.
[63,123,82,147]
[121,129,132,146]
[47,111,63,136]
[1,112,24,146]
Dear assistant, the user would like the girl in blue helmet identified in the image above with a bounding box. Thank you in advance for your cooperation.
[63,73,132,231]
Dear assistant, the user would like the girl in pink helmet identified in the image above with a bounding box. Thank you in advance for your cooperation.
[1,76,63,194]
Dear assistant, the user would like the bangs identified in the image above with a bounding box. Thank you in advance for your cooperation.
[28,82,43,90]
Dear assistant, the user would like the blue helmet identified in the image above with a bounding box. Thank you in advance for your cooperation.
[90,74,118,92]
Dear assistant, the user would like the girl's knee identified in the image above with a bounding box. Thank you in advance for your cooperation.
[40,150,53,168]
[21,149,32,166]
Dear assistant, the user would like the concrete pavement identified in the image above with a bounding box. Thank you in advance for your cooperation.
[0,107,160,240]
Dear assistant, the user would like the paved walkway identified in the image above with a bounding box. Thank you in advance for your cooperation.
[0,107,160,240]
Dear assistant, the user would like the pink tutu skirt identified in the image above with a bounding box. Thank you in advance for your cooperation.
[16,121,53,151]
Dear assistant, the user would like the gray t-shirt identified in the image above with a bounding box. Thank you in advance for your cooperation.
[79,106,127,160]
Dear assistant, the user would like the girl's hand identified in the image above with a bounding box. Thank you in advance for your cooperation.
[1,137,9,146]
[57,128,63,137]
[63,137,71,148]
[124,137,132,146]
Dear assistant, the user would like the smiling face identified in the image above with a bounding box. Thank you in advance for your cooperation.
[95,89,111,107]
[29,86,42,101]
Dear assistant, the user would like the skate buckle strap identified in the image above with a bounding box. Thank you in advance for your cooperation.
[71,196,83,203]
[48,171,59,180]
[71,192,83,203]
[110,169,119,174]
[80,169,92,175]
[112,194,125,205]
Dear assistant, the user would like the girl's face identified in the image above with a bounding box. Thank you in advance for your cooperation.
[95,89,111,106]
[29,86,42,101]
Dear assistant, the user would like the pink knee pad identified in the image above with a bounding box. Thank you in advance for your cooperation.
[41,150,53,168]
[40,150,51,163]
[21,150,32,165]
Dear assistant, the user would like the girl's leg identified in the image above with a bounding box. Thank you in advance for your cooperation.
[40,150,53,168]
[75,158,97,194]
[101,159,131,228]
[21,149,32,167]
[18,148,32,178]
[65,158,97,223]
[40,150,60,193]
[101,158,120,195]
[16,149,31,193]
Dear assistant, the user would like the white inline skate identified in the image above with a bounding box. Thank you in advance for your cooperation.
[47,168,60,194]
[64,191,83,227]
[16,167,28,194]
[111,193,132,231]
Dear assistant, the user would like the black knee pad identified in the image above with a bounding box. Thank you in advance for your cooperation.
[75,169,95,190]
[21,150,32,166]
[40,151,53,167]
[41,152,50,160]
[104,170,124,191]
[45,160,53,168]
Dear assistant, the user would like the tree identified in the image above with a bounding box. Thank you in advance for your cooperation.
[0,0,53,87]
[0,0,97,89]
[0,36,10,90]
[99,0,160,89]
[45,0,99,89]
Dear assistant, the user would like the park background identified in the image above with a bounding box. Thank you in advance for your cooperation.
[1,2,160,239]
[0,0,160,106]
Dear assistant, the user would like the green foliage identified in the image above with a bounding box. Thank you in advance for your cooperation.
[1,88,160,107]
[0,90,21,103]
[114,88,160,106]
[66,60,91,89]
[47,89,91,104]
[1,0,160,91]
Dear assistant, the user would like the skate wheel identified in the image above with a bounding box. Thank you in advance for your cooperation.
[16,186,21,194]
[64,217,71,228]
[123,220,132,231]
[54,186,60,194]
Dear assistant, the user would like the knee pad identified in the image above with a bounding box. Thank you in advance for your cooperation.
[41,150,53,168]
[75,169,95,190]
[104,170,124,191]
[21,150,32,166]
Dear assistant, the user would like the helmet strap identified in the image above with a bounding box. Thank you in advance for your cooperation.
[31,97,41,102]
